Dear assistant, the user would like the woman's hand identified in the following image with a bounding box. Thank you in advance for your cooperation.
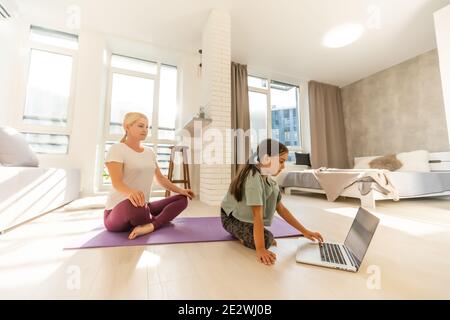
[127,189,146,207]
[256,248,277,265]
[303,229,324,244]
[178,189,195,200]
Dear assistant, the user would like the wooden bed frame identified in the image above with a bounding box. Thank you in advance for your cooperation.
[284,152,450,209]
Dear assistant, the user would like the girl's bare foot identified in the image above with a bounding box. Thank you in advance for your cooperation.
[129,223,155,240]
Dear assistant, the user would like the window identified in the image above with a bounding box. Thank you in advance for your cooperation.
[19,26,78,154]
[248,76,302,162]
[248,91,268,152]
[158,65,178,140]
[29,26,78,50]
[22,133,69,154]
[108,73,154,135]
[271,80,300,150]
[248,75,268,89]
[23,49,73,127]
[111,54,157,74]
[101,55,178,189]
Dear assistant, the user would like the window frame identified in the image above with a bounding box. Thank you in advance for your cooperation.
[15,26,78,146]
[248,76,305,161]
[97,54,178,192]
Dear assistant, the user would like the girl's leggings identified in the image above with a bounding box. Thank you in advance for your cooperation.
[221,208,274,250]
[104,194,188,232]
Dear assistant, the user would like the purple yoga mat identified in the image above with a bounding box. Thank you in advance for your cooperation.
[64,216,302,250]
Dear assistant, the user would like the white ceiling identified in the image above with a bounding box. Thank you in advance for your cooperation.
[12,0,450,86]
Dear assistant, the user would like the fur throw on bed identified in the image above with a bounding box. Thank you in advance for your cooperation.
[369,154,403,171]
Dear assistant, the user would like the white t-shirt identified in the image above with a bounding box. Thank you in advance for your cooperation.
[104,143,157,210]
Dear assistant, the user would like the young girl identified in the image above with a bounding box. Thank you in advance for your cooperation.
[104,112,195,240]
[221,139,324,265]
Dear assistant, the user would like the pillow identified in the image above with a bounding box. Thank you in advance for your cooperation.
[369,154,403,171]
[295,152,311,166]
[396,150,430,172]
[0,126,39,167]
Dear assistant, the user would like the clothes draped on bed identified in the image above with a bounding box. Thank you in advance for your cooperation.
[290,168,400,202]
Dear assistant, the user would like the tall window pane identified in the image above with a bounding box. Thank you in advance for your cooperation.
[23,133,69,154]
[30,26,78,50]
[156,144,173,177]
[23,49,73,127]
[249,91,268,152]
[270,81,300,149]
[109,73,154,134]
[111,55,157,74]
[248,76,268,89]
[158,65,177,140]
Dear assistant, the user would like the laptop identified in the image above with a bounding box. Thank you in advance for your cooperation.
[296,207,380,272]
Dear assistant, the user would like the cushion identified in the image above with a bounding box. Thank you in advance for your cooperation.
[369,154,403,171]
[0,126,39,167]
[295,152,311,166]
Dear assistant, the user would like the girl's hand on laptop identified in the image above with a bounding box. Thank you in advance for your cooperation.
[303,230,324,245]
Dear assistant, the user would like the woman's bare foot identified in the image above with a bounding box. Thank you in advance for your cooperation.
[129,223,155,240]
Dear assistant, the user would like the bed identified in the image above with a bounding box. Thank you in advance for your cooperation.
[0,167,81,234]
[280,152,450,209]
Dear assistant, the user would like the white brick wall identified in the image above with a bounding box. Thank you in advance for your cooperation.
[200,10,231,206]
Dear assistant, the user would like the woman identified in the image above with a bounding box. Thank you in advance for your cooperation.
[104,112,195,240]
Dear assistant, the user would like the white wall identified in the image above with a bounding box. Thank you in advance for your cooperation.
[177,55,202,196]
[0,20,202,197]
[434,5,450,147]
[0,20,28,126]
[199,9,232,206]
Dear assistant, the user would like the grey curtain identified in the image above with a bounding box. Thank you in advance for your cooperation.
[309,81,349,169]
[231,62,250,178]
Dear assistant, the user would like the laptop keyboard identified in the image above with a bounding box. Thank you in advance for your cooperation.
[319,243,347,265]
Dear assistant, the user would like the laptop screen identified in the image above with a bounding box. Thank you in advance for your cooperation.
[344,208,380,265]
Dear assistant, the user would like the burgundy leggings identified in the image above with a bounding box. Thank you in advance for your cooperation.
[104,194,188,232]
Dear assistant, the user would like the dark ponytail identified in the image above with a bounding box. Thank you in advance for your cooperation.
[229,138,288,202]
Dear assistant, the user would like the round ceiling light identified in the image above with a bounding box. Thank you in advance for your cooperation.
[322,23,365,48]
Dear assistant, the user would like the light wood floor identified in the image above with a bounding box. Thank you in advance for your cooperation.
[1,193,450,299]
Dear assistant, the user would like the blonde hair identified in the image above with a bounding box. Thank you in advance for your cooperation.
[120,112,148,143]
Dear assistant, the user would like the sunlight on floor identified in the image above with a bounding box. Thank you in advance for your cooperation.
[0,234,79,293]
[136,249,161,268]
[324,207,448,236]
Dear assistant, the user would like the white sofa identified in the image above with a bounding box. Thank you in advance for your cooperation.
[0,126,82,233]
